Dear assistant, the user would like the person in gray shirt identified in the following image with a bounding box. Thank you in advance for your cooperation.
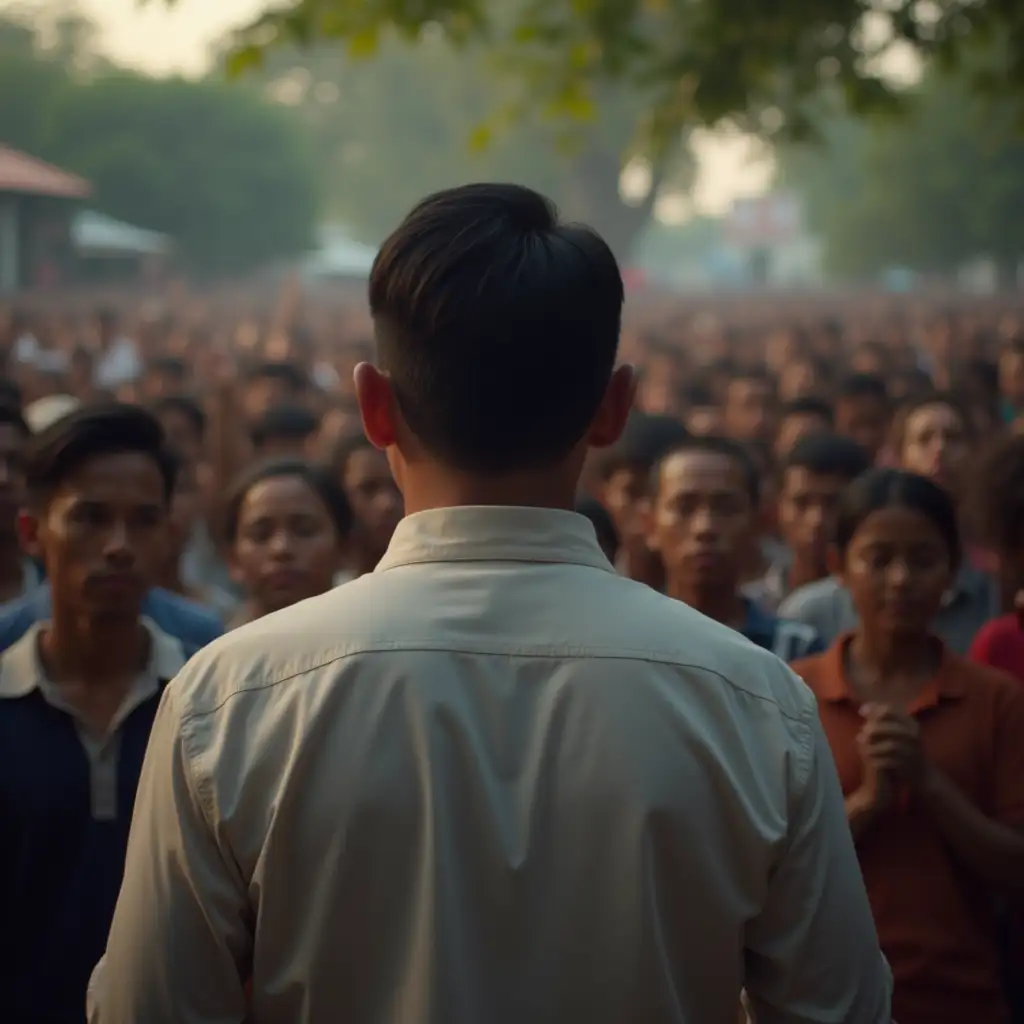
[778,562,999,654]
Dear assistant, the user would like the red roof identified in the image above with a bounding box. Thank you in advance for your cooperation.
[0,145,90,198]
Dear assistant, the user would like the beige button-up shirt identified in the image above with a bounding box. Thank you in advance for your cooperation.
[90,506,891,1024]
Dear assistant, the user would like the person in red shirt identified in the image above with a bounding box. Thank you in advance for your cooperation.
[791,468,1024,1024]
[970,434,1024,682]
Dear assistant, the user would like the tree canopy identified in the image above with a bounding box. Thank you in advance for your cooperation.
[190,0,1024,147]
[0,9,320,277]
[238,34,694,256]
[780,62,1024,280]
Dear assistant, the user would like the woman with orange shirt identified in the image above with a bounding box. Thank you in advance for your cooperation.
[791,468,1024,1024]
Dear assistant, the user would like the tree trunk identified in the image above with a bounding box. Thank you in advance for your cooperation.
[558,143,660,265]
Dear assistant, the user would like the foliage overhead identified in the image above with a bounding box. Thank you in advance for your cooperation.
[0,10,319,277]
[239,35,694,254]
[166,0,1024,146]
[780,64,1024,278]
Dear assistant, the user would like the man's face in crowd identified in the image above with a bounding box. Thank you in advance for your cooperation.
[20,452,168,620]
[835,395,889,461]
[777,467,847,571]
[900,402,970,495]
[0,423,27,541]
[650,450,754,594]
[774,412,830,462]
[725,378,776,443]
[343,447,403,559]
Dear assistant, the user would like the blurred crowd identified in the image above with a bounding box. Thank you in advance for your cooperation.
[3,281,1024,1023]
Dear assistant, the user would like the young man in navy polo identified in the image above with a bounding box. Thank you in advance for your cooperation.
[0,404,189,1024]
[648,436,824,662]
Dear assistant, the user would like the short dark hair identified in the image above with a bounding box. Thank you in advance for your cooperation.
[836,373,889,405]
[779,396,834,425]
[654,435,761,508]
[973,434,1024,552]
[151,395,206,442]
[247,361,308,393]
[783,433,871,482]
[224,458,353,543]
[25,403,177,507]
[250,405,320,450]
[595,412,689,482]
[834,468,960,564]
[369,183,623,473]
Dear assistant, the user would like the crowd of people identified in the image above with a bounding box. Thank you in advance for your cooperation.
[1,182,1024,1022]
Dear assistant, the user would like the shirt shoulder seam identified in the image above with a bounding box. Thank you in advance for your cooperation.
[178,643,811,725]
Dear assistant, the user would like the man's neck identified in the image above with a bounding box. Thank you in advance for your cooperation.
[399,463,579,517]
[666,578,745,628]
[41,611,149,688]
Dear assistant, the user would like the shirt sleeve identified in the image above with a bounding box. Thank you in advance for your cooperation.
[743,704,892,1024]
[87,684,252,1024]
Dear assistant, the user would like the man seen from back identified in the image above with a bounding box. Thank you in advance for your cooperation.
[90,184,892,1024]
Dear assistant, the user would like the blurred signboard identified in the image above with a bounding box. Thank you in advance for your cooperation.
[724,193,802,249]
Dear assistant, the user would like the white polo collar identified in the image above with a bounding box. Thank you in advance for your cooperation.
[0,616,187,700]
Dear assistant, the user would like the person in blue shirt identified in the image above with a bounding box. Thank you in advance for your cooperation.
[0,402,206,1023]
[647,435,824,662]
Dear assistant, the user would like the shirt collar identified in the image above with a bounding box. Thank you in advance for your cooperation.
[813,632,967,712]
[0,616,187,700]
[376,506,617,574]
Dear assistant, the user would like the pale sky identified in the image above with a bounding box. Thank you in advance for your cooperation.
[11,0,771,217]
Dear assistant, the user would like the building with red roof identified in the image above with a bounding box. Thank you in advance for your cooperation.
[0,145,91,292]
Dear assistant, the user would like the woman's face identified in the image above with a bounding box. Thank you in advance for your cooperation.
[839,505,955,637]
[231,475,343,616]
[900,403,970,494]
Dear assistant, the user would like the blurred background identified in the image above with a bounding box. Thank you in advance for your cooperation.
[1,0,1019,295]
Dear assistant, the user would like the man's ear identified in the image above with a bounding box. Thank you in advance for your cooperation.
[353,363,398,451]
[587,365,636,450]
[17,509,42,561]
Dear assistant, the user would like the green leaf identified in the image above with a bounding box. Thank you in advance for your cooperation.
[226,44,266,77]
[467,121,492,151]
[346,27,380,58]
